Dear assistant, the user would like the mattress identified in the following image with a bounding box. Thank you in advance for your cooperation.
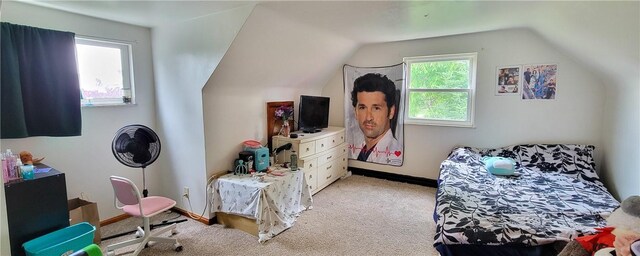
[434,144,619,254]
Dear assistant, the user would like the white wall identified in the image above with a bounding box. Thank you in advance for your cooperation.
[323,28,606,180]
[601,76,640,200]
[151,4,254,218]
[0,1,157,220]
[201,3,357,195]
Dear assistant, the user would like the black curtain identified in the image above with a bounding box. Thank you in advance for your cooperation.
[1,22,82,138]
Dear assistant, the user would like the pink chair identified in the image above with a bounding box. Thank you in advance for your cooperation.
[106,176,182,256]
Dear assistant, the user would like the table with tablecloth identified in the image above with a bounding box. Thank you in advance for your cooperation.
[211,170,312,243]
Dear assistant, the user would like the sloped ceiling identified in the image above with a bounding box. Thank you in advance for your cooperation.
[16,1,639,89]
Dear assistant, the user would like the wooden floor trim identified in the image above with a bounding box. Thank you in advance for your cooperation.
[100,214,130,226]
[100,207,211,226]
[172,207,211,225]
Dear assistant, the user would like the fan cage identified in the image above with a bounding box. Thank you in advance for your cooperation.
[112,125,161,168]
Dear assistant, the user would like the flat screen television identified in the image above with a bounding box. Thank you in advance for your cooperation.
[298,95,330,133]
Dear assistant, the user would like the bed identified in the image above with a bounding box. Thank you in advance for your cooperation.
[433,144,620,256]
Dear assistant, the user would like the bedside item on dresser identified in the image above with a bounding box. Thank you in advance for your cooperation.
[290,150,298,171]
[239,151,253,162]
[298,95,330,133]
[272,143,292,165]
[234,159,249,175]
[243,147,268,172]
[269,170,285,176]
[254,172,266,182]
[242,140,262,149]
[241,140,269,172]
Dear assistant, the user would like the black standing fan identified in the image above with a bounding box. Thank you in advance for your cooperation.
[112,124,160,198]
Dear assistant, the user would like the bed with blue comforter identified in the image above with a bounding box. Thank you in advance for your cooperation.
[434,144,620,256]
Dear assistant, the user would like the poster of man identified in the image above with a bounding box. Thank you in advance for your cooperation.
[522,64,558,100]
[343,64,404,166]
[496,66,521,95]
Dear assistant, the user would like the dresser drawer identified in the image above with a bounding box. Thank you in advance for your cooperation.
[305,169,317,192]
[317,161,337,184]
[338,153,348,175]
[298,141,316,158]
[328,132,345,149]
[315,137,329,153]
[316,143,347,167]
[300,158,317,172]
[315,132,345,153]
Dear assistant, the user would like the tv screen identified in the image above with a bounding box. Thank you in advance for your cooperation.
[298,95,330,133]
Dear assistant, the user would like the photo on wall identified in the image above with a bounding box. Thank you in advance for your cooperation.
[343,63,405,166]
[522,64,557,100]
[496,66,521,95]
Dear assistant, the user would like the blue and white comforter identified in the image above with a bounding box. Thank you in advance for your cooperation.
[434,144,619,247]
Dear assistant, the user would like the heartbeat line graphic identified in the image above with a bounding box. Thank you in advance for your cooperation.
[348,144,402,157]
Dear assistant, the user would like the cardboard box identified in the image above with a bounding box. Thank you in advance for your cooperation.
[68,198,101,244]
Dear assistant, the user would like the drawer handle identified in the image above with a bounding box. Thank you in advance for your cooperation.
[310,164,313,167]
[326,174,332,180]
[306,147,310,152]
[332,139,335,143]
[309,174,313,178]
[326,165,332,170]
[321,143,324,147]
[326,155,332,160]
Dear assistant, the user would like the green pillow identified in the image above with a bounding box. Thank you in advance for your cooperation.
[481,156,516,176]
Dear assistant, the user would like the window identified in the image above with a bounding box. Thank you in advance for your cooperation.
[75,37,134,106]
[403,53,477,127]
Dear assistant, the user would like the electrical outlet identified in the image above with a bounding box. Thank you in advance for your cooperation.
[183,186,189,198]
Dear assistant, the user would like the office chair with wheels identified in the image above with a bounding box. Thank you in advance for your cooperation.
[106,176,182,256]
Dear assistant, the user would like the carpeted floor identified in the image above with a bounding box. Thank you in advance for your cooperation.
[99,174,440,255]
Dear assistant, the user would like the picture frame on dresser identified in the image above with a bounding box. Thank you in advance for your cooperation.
[266,101,295,151]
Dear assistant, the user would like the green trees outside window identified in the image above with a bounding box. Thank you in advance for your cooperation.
[404,53,477,127]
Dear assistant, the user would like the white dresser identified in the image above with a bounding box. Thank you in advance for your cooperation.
[273,126,347,195]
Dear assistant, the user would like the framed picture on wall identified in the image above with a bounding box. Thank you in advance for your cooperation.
[496,66,521,96]
[521,64,557,100]
[266,101,294,151]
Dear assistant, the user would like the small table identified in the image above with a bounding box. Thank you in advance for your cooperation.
[212,170,312,243]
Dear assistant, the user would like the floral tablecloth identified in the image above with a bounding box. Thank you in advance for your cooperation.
[211,170,312,243]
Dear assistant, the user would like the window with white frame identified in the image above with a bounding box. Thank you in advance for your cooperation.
[75,37,134,106]
[403,53,477,127]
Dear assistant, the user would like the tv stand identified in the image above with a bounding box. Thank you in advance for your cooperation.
[301,128,321,133]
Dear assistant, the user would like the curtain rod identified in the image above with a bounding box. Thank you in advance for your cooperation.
[75,34,138,44]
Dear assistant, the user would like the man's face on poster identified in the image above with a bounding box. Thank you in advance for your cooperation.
[355,91,395,141]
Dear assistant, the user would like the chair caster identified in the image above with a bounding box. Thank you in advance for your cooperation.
[135,230,143,238]
[106,250,115,256]
[174,243,183,252]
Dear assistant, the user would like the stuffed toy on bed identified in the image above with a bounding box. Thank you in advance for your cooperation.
[594,196,640,256]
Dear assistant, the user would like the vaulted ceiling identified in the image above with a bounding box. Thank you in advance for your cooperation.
[16,0,640,88]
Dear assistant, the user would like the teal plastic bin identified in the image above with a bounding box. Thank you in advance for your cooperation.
[23,222,96,256]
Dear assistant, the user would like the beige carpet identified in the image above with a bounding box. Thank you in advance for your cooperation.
[99,175,440,255]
